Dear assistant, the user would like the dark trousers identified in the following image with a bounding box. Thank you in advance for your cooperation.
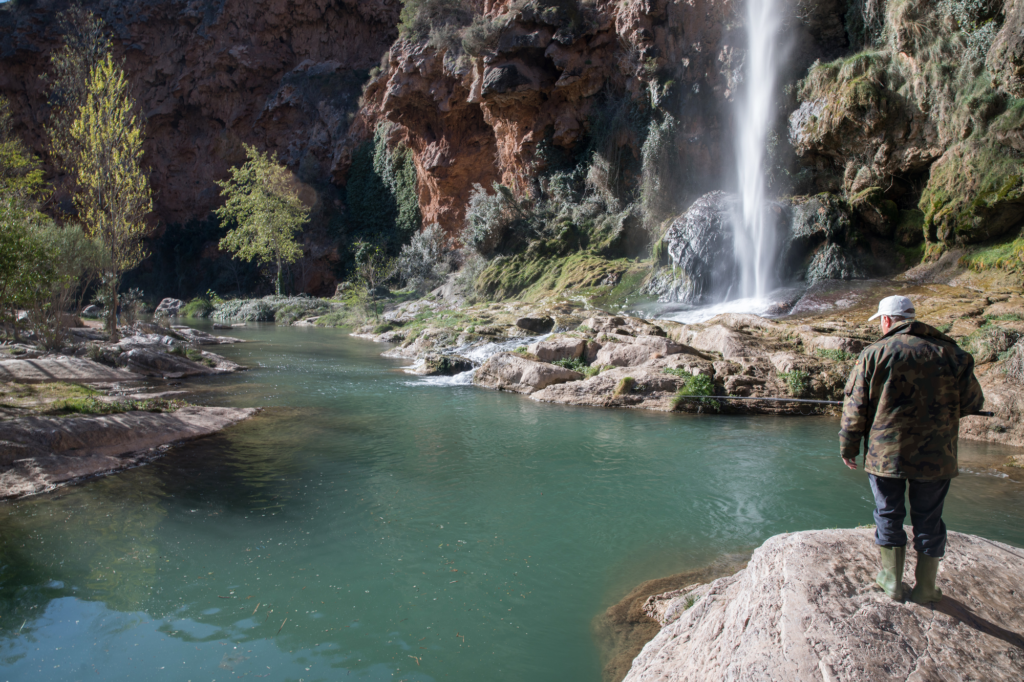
[868,474,951,558]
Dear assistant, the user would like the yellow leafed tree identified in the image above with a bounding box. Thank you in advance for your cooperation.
[54,53,152,341]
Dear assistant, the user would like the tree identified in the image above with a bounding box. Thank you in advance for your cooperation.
[0,198,51,342]
[215,145,308,295]
[352,241,397,319]
[44,6,112,175]
[52,54,153,341]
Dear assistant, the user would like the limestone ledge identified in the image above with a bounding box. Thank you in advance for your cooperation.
[0,406,259,499]
[623,528,1024,682]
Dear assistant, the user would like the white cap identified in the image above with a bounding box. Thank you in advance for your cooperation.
[869,295,916,321]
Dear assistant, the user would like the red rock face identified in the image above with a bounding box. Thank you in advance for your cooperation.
[2,0,400,224]
[349,0,743,236]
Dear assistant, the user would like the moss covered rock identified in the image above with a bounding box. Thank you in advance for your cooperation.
[851,187,899,238]
[920,140,1024,245]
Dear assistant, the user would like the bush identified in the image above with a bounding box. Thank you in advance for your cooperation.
[553,357,587,372]
[1003,340,1024,384]
[669,372,719,410]
[399,0,472,42]
[613,376,635,395]
[778,369,811,397]
[815,348,856,362]
[464,182,539,255]
[181,297,214,318]
[396,222,454,293]
[963,325,1020,363]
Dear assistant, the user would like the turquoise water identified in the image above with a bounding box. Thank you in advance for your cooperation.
[1,324,1022,682]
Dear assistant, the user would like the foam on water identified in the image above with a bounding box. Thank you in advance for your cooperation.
[402,334,551,387]
[657,296,775,325]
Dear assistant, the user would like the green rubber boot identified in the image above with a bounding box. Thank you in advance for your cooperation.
[875,545,906,600]
[910,554,944,605]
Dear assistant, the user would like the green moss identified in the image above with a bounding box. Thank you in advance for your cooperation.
[476,253,634,302]
[957,232,1024,272]
[43,396,188,416]
[815,348,856,362]
[921,139,1024,244]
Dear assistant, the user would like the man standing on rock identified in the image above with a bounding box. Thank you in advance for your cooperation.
[839,295,984,604]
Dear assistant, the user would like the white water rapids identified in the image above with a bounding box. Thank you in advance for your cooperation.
[731,0,786,302]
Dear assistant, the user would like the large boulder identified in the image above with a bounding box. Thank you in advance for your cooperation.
[515,316,555,334]
[473,352,582,394]
[654,191,741,303]
[154,298,183,316]
[0,357,137,384]
[594,343,655,368]
[527,335,585,363]
[625,528,1024,681]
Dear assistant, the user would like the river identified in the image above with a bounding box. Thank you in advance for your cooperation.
[2,324,1022,682]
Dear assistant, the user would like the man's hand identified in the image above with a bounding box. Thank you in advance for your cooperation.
[842,457,858,470]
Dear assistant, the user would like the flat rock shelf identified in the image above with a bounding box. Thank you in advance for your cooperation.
[625,528,1024,681]
[0,406,258,498]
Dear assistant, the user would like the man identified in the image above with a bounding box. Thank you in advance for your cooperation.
[840,295,984,604]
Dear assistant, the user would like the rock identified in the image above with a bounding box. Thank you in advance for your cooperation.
[0,406,258,498]
[595,343,655,368]
[515,316,555,334]
[532,356,713,410]
[473,352,582,394]
[989,0,1024,99]
[527,336,585,363]
[172,327,244,345]
[0,357,137,384]
[805,242,867,282]
[117,348,239,378]
[805,335,866,356]
[685,325,765,359]
[155,298,183,316]
[657,192,741,303]
[624,528,1024,681]
[81,305,101,318]
[383,298,441,323]
[634,335,687,355]
[415,353,474,376]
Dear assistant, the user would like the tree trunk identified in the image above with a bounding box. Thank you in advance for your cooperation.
[107,278,120,343]
[276,258,283,296]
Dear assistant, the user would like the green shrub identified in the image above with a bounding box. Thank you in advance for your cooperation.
[986,313,1024,322]
[815,348,856,362]
[778,369,811,397]
[583,364,606,379]
[613,376,635,396]
[373,323,395,334]
[513,345,529,355]
[670,372,719,410]
[553,357,587,372]
[180,298,214,318]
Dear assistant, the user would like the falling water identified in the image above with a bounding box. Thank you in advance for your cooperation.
[733,0,786,300]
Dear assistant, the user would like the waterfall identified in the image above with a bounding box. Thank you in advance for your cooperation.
[732,0,785,301]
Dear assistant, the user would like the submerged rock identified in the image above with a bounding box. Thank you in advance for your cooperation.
[625,528,1024,681]
[415,353,474,376]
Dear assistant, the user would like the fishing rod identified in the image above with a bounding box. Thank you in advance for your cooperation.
[674,394,995,417]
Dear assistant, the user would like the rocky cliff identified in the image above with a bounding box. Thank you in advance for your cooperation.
[1,0,1022,297]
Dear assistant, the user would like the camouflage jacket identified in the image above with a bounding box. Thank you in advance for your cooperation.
[840,320,984,480]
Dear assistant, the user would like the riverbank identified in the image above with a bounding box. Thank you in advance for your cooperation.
[0,320,258,498]
[622,528,1024,681]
